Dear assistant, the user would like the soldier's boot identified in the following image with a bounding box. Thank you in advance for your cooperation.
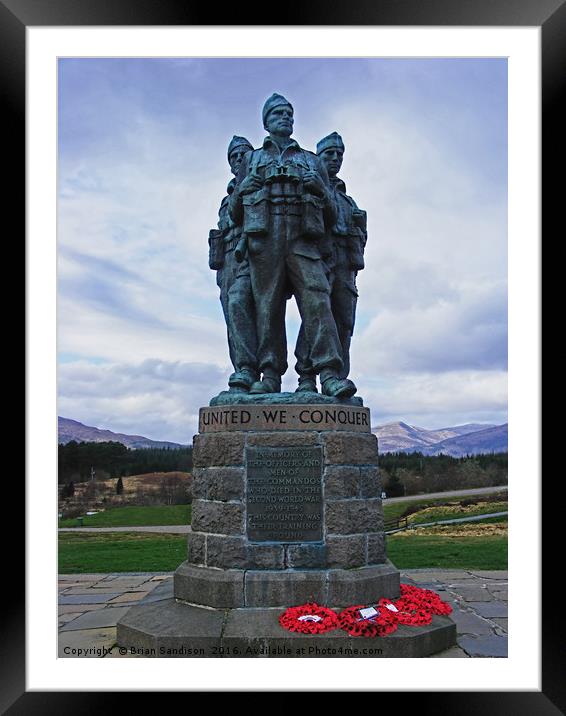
[295,374,318,393]
[321,376,357,399]
[249,375,282,395]
[228,368,258,393]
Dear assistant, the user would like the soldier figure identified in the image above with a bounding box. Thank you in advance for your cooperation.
[294,132,367,391]
[229,94,357,398]
[208,136,259,392]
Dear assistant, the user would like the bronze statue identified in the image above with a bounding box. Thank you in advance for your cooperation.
[295,132,367,390]
[228,94,357,398]
[209,136,259,392]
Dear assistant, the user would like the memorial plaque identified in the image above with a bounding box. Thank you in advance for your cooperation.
[246,446,323,543]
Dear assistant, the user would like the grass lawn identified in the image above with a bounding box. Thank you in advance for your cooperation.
[58,532,187,573]
[59,504,191,528]
[386,533,507,569]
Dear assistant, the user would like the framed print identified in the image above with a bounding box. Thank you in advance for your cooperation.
[13,0,559,707]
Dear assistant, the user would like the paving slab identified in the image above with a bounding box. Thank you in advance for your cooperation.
[58,628,117,658]
[466,601,508,618]
[108,592,149,604]
[487,588,508,601]
[59,593,122,605]
[58,582,95,589]
[60,606,131,631]
[58,612,84,626]
[400,573,440,584]
[468,570,508,580]
[138,579,174,603]
[404,570,474,580]
[450,586,493,602]
[95,576,153,589]
[59,603,107,614]
[458,634,508,658]
[430,645,470,658]
[448,609,494,635]
[491,617,508,632]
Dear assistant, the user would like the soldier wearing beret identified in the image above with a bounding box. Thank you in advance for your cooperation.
[208,136,259,392]
[294,132,367,391]
[229,94,357,398]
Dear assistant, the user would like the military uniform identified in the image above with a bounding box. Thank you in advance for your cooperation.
[229,136,344,384]
[209,137,258,388]
[295,132,367,385]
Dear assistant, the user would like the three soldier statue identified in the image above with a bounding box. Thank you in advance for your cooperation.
[208,93,367,400]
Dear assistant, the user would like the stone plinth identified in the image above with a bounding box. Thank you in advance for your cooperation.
[117,402,456,656]
[180,403,394,608]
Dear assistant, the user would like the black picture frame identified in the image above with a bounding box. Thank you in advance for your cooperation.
[13,0,559,709]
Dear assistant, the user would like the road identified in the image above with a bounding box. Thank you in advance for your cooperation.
[384,485,507,504]
[59,525,191,534]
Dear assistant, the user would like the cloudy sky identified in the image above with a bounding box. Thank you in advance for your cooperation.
[57,57,507,444]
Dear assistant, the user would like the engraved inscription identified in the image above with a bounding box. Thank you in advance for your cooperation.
[246,446,323,543]
[199,405,370,433]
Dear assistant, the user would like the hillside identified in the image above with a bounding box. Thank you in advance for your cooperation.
[58,417,185,449]
[373,421,505,456]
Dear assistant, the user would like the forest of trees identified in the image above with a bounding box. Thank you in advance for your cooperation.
[379,452,508,496]
[58,441,193,483]
[58,441,507,497]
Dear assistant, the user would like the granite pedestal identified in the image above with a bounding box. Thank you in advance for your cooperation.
[117,397,456,656]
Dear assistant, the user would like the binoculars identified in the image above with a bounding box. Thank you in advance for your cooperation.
[263,163,302,185]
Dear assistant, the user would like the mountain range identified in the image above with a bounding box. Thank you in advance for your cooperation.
[58,417,184,449]
[372,421,507,456]
[59,416,507,457]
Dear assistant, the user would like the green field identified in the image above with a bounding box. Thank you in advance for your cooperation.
[59,504,191,528]
[386,533,507,569]
[57,492,508,573]
[58,532,187,573]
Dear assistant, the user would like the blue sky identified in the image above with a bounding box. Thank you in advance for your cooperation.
[57,58,507,443]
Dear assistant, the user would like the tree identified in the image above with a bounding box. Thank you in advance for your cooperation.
[116,476,124,495]
[385,471,405,497]
[61,481,75,499]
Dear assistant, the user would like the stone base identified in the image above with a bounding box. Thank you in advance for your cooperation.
[210,391,363,406]
[117,585,456,658]
[174,560,400,608]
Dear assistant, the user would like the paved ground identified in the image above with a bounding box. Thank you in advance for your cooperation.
[58,568,507,658]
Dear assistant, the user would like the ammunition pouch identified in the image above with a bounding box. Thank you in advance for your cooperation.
[301,193,325,239]
[208,228,225,270]
[349,234,365,271]
[352,209,367,235]
[350,210,367,270]
[242,190,269,236]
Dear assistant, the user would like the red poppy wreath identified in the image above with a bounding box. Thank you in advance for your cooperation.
[278,602,339,634]
[399,583,453,616]
[337,603,399,638]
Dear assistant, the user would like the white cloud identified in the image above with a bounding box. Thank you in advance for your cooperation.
[58,359,229,443]
[57,61,507,435]
[362,369,508,429]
